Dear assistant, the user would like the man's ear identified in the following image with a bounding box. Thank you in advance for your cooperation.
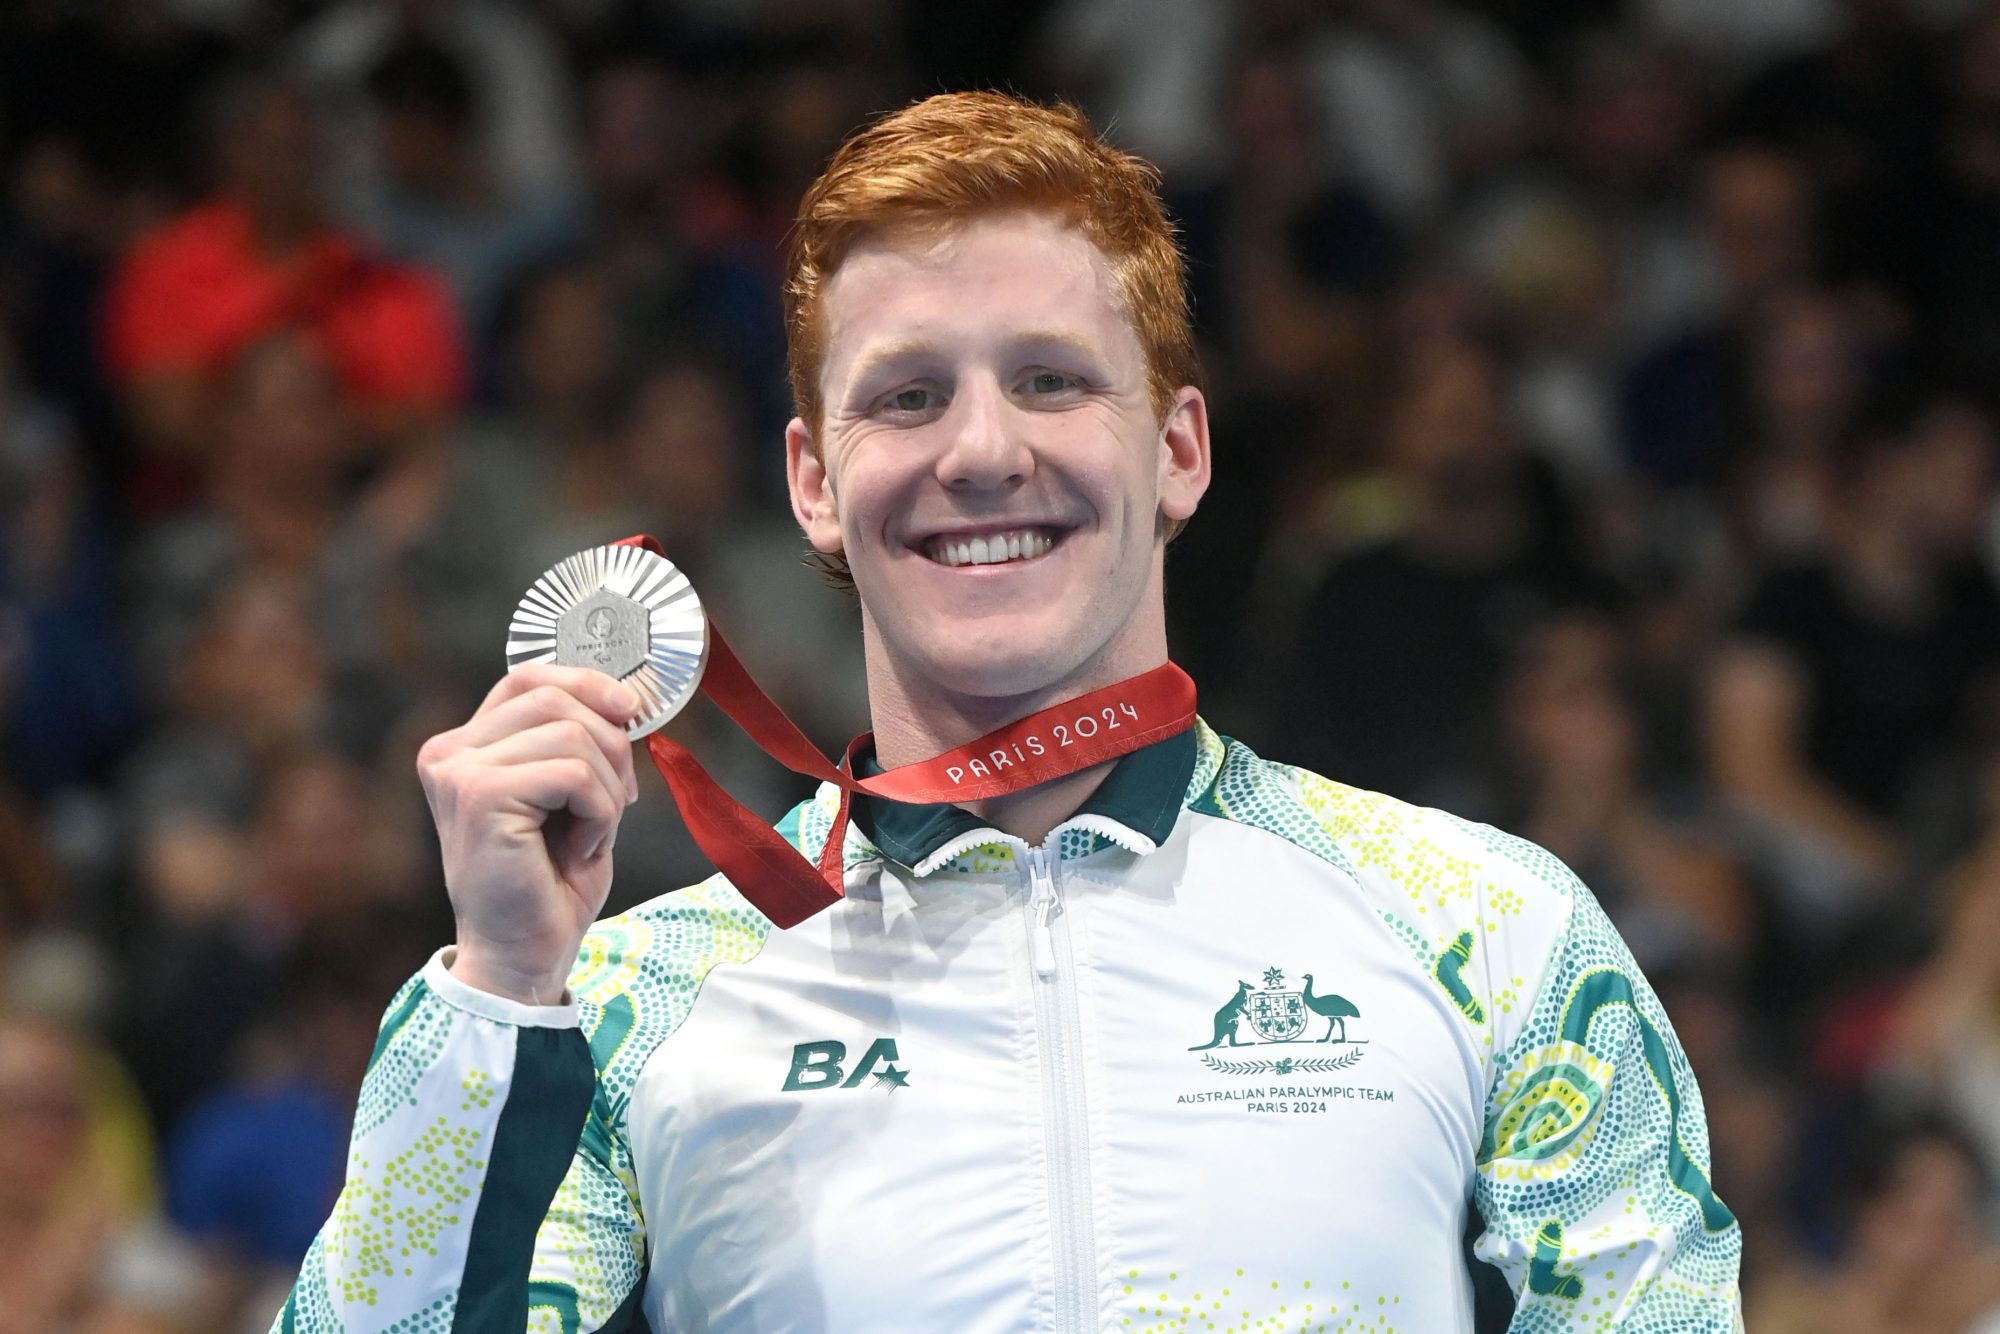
[1158,387,1212,523]
[786,417,845,554]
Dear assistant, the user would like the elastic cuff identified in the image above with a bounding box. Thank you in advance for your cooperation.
[424,947,580,1028]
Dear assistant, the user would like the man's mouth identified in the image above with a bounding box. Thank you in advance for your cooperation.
[921,527,1063,568]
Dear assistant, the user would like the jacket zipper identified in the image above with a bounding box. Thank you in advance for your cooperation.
[1024,845,1097,1332]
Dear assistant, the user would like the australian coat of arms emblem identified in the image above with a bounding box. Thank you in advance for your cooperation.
[1190,967,1366,1076]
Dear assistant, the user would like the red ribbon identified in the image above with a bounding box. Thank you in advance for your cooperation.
[614,536,1198,927]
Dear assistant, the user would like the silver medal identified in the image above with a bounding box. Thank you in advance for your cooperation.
[505,543,708,739]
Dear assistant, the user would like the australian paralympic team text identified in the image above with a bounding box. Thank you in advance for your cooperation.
[944,701,1143,784]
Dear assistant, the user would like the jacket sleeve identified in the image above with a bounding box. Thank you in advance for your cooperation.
[271,950,649,1334]
[1471,882,1745,1330]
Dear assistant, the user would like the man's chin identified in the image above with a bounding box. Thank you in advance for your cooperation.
[879,617,1102,707]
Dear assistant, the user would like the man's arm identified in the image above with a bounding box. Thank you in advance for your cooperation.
[1472,882,1744,1329]
[271,952,648,1333]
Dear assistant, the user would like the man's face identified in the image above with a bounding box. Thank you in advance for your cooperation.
[787,211,1208,703]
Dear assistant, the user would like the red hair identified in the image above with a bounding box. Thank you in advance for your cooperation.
[785,91,1200,440]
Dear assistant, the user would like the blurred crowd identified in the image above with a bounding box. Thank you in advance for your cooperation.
[2,0,1999,1327]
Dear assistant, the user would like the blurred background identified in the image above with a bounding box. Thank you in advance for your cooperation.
[1,0,1998,1327]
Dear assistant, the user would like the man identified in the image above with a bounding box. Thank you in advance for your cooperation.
[277,92,1742,1331]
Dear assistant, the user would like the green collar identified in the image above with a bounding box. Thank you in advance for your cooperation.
[851,726,1198,870]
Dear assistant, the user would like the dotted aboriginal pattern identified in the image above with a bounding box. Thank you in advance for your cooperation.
[278,1272,456,1334]
[353,977,459,1140]
[315,1107,486,1312]
[1186,733,1534,1036]
[1184,734,1742,1328]
[526,877,775,1328]
[1117,1267,1404,1334]
[1474,889,1743,1328]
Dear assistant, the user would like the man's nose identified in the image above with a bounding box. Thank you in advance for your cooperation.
[937,377,1032,492]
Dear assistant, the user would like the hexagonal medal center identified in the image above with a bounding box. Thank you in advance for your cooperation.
[556,589,648,678]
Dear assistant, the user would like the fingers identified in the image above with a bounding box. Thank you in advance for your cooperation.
[497,756,623,821]
[485,757,624,859]
[458,674,640,802]
[474,720,632,815]
[478,664,642,733]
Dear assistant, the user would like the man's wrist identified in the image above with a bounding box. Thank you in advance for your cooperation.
[447,940,574,1006]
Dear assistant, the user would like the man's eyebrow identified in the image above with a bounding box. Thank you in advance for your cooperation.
[841,338,940,393]
[842,330,1109,392]
[1010,329,1109,364]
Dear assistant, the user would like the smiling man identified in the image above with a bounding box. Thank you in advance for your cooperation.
[276,93,1742,1333]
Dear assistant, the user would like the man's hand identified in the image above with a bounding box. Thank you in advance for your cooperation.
[417,666,642,1004]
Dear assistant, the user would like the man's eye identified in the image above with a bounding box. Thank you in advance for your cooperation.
[1028,372,1075,394]
[886,387,936,412]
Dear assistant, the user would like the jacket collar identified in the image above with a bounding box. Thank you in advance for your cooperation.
[850,726,1199,874]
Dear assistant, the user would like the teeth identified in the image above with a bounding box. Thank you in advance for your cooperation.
[927,529,1056,567]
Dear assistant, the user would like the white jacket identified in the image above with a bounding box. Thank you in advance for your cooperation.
[276,723,1743,1332]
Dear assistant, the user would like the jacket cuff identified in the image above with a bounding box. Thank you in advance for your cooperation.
[424,947,581,1028]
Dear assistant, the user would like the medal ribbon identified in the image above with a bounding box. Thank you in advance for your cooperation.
[613,535,1198,928]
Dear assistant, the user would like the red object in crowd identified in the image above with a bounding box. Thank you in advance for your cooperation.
[104,200,465,409]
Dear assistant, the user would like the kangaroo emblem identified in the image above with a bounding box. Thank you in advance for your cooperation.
[1189,981,1255,1050]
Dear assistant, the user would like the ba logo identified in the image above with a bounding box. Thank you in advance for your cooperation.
[781,1038,911,1093]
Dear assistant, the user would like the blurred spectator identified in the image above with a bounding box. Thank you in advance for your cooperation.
[1285,337,1600,812]
[0,0,230,229]
[1173,47,1400,382]
[1298,0,1534,228]
[119,749,421,1137]
[1721,289,1879,564]
[1748,1112,2000,1332]
[565,53,794,441]
[1890,742,2000,1170]
[1618,143,1820,492]
[1704,391,2000,923]
[102,71,462,510]
[294,0,582,209]
[166,910,426,1300]
[1926,2,2000,388]
[349,31,582,360]
[0,1010,215,1334]
[0,327,136,797]
[1501,614,1755,972]
[1724,0,1946,305]
[1040,0,1236,178]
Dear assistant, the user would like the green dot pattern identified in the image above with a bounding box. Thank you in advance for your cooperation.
[1176,725,1743,1327]
[352,978,457,1140]
[277,867,774,1333]
[279,718,1737,1330]
[529,876,774,1326]
[1119,1267,1402,1333]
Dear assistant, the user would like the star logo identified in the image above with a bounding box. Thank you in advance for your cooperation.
[871,1064,910,1093]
